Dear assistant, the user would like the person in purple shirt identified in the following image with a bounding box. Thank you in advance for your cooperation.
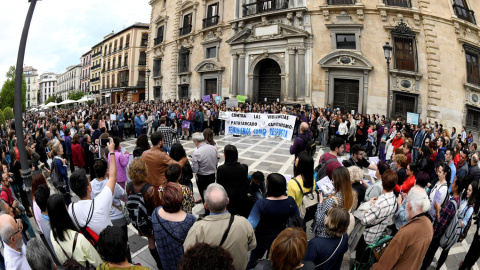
[290,122,313,174]
[107,137,130,191]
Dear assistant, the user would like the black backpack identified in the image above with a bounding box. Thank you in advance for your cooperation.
[56,232,94,270]
[127,182,153,235]
[315,155,338,181]
[302,136,316,157]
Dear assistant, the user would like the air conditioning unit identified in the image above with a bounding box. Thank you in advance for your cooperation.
[132,90,138,94]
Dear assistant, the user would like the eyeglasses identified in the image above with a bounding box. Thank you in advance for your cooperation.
[10,219,22,239]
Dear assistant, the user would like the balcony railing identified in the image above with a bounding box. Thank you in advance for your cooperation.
[243,0,289,17]
[179,25,192,36]
[454,4,476,24]
[90,77,100,82]
[384,0,411,8]
[137,80,146,87]
[328,0,355,4]
[203,15,219,28]
[154,37,163,46]
[125,44,130,49]
[138,61,146,66]
[120,81,128,87]
[141,40,148,47]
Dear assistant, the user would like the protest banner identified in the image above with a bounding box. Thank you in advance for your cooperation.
[226,98,238,108]
[110,114,117,121]
[236,95,246,103]
[225,112,296,140]
[202,95,211,102]
[215,96,221,104]
[407,112,419,125]
[219,111,228,120]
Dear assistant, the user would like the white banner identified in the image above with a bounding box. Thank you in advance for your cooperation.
[225,112,296,140]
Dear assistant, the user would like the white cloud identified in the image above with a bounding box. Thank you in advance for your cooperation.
[0,0,150,86]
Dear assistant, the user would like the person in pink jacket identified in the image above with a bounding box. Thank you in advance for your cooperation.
[108,137,130,191]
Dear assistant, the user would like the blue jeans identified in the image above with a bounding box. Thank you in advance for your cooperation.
[161,147,171,154]
[189,122,195,135]
[135,128,143,137]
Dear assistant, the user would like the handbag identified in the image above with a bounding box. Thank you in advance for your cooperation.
[112,200,131,224]
[56,232,94,270]
[292,178,319,222]
[124,122,131,129]
[284,200,306,231]
[316,235,344,268]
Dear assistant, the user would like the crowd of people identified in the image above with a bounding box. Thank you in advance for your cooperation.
[0,99,479,270]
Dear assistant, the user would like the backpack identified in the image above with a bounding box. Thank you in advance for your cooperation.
[71,202,99,248]
[292,178,319,222]
[315,155,338,181]
[354,235,393,270]
[301,136,316,157]
[56,232,94,270]
[439,199,462,250]
[127,182,153,235]
[458,204,473,243]
[284,200,306,231]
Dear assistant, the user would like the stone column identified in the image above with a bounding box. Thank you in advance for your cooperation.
[288,47,296,100]
[297,47,306,100]
[238,52,246,95]
[232,53,239,96]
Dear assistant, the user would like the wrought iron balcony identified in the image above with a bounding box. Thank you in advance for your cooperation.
[141,40,148,47]
[203,15,219,28]
[243,0,289,17]
[328,0,355,4]
[120,81,128,87]
[154,37,163,46]
[137,80,146,87]
[179,25,192,36]
[384,0,411,8]
[453,4,476,24]
[138,61,146,66]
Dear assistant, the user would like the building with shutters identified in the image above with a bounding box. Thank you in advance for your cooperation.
[81,51,92,96]
[147,0,480,137]
[23,66,38,108]
[57,64,82,101]
[39,73,57,105]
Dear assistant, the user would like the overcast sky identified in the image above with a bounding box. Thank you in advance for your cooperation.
[0,0,150,87]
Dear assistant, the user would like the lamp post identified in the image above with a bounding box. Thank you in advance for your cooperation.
[146,69,151,103]
[383,42,393,121]
[14,0,39,192]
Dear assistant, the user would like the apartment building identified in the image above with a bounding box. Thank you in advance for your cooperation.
[39,72,57,105]
[23,66,38,108]
[81,51,92,95]
[57,64,81,101]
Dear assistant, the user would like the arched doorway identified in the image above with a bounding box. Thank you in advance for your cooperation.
[255,58,281,103]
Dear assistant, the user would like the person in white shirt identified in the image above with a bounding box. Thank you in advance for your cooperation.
[68,137,118,236]
[0,214,31,270]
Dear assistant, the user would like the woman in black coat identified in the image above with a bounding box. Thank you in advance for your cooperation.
[216,144,251,218]
[416,145,432,174]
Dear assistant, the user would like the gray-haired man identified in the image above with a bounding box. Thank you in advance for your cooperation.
[191,132,217,214]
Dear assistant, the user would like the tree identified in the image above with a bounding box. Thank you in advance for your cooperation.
[0,66,27,111]
[0,111,5,126]
[3,107,13,120]
[67,91,84,101]
[55,95,63,104]
[45,95,56,105]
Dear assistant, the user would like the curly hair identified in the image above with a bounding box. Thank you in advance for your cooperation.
[128,159,148,185]
[347,166,363,183]
[179,243,234,270]
[135,134,151,150]
[394,154,408,169]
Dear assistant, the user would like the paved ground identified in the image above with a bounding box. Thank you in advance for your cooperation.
[36,134,480,269]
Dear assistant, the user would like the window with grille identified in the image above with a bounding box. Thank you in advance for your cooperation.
[154,86,161,98]
[155,26,164,45]
[393,92,417,119]
[384,0,411,8]
[336,34,356,50]
[466,50,480,85]
[453,0,476,24]
[180,14,193,36]
[467,107,480,130]
[141,33,148,46]
[393,36,416,71]
[178,47,190,73]
[179,85,189,99]
[206,47,217,59]
[153,59,161,77]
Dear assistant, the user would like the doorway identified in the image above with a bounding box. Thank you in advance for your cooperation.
[257,58,281,103]
[205,79,217,96]
[333,78,359,114]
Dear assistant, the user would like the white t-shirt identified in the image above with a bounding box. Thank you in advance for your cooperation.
[68,187,113,236]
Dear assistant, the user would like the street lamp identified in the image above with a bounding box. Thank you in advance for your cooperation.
[383,42,393,121]
[146,69,151,103]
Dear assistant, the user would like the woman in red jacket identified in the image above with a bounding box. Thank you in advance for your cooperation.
[394,162,418,194]
[71,134,85,169]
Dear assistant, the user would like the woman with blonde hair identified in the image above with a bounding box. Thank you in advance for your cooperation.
[126,159,162,269]
[314,167,355,237]
[255,228,315,270]
[348,166,367,208]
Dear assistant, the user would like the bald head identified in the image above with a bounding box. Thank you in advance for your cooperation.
[204,183,229,213]
[0,214,18,246]
[300,122,309,134]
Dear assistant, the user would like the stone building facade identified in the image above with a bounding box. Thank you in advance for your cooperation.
[147,0,480,135]
[90,43,103,102]
[24,66,38,108]
[39,72,57,105]
[57,65,82,101]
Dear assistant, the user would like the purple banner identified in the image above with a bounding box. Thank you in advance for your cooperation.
[182,121,190,129]
[202,95,211,102]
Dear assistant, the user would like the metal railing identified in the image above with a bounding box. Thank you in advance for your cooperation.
[120,81,128,87]
[138,61,146,66]
[242,0,289,17]
[384,0,411,8]
[328,0,355,4]
[137,80,145,87]
[179,25,192,36]
[154,37,163,45]
[203,15,219,28]
[141,40,148,47]
[453,4,476,24]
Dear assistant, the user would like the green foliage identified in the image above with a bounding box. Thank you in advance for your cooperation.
[0,111,5,126]
[45,95,56,105]
[3,107,13,120]
[55,95,63,104]
[67,91,84,101]
[87,100,94,105]
[0,66,27,111]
